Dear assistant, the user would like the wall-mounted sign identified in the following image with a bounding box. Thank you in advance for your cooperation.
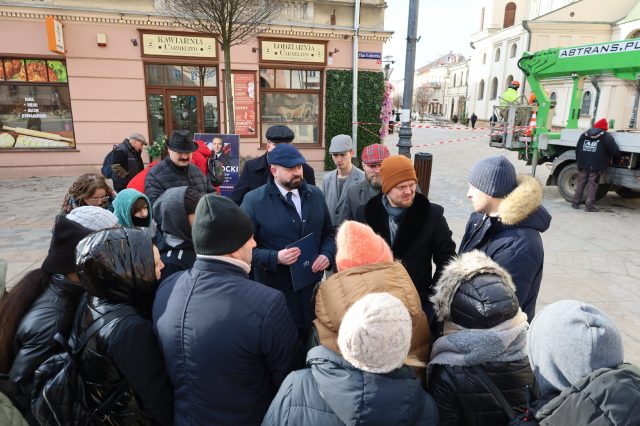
[231,72,257,137]
[358,51,382,60]
[46,17,65,54]
[142,33,217,59]
[261,40,326,64]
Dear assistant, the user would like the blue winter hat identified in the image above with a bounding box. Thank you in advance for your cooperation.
[268,143,306,168]
[468,155,517,198]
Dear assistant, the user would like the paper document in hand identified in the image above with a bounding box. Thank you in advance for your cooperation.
[286,233,322,291]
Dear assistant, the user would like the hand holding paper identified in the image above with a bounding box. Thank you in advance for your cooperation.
[278,247,301,265]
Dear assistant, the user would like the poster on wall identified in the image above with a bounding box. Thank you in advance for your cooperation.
[231,72,257,136]
[0,58,75,149]
[194,133,240,197]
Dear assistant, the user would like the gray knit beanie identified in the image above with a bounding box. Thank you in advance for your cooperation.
[527,300,624,396]
[192,194,254,255]
[468,155,517,198]
[67,206,119,230]
[337,293,412,374]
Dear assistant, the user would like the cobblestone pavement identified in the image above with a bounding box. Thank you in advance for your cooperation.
[2,126,639,363]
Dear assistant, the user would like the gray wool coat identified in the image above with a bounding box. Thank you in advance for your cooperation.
[322,166,365,227]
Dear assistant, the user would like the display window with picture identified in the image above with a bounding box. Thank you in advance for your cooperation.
[259,68,322,145]
[0,58,75,149]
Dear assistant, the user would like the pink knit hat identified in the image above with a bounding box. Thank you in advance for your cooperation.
[335,221,393,272]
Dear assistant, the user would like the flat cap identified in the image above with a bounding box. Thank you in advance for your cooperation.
[265,125,295,143]
[129,133,148,145]
[329,134,354,154]
[268,143,306,168]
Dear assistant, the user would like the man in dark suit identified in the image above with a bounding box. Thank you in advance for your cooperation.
[230,125,316,205]
[240,144,335,339]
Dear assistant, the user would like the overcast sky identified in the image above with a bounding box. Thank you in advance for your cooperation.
[382,0,478,81]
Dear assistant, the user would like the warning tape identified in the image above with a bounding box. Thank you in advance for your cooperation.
[354,121,532,132]
[354,123,534,149]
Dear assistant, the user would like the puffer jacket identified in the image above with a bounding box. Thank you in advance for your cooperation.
[263,345,439,426]
[518,364,640,425]
[71,228,173,424]
[314,262,431,367]
[427,251,535,426]
[0,392,27,426]
[9,274,84,386]
[112,139,145,192]
[459,175,551,321]
[191,140,211,176]
[144,157,212,205]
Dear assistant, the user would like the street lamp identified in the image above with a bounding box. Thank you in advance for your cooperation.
[397,0,420,158]
[383,55,395,81]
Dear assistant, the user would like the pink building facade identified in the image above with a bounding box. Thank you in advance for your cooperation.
[0,8,389,178]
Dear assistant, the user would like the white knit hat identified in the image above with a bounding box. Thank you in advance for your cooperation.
[67,206,119,230]
[337,293,412,374]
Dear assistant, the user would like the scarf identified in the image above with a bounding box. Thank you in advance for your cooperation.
[428,310,529,370]
[382,196,406,245]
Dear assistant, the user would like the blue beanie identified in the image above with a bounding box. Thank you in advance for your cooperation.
[468,156,517,198]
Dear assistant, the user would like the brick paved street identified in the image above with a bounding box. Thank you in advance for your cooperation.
[1,126,639,363]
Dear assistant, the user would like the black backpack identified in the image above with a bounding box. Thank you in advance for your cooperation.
[207,156,226,187]
[101,144,119,179]
[31,307,132,425]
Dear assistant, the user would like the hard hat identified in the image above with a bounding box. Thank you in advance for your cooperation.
[510,80,521,88]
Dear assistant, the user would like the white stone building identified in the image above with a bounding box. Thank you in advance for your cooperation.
[468,0,640,130]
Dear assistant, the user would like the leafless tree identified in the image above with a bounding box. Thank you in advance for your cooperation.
[624,79,640,128]
[413,86,430,115]
[393,93,403,112]
[161,0,284,133]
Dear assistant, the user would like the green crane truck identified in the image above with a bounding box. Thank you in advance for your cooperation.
[491,37,640,201]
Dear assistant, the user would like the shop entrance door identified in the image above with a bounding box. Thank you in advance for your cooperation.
[167,90,201,135]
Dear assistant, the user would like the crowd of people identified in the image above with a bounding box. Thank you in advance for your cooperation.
[0,124,638,426]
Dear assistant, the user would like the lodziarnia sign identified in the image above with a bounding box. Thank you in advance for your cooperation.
[260,40,326,64]
[142,32,217,59]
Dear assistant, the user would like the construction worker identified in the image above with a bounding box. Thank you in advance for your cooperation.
[500,81,520,105]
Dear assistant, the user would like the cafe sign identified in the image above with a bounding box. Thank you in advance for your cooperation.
[142,33,217,59]
[261,40,326,64]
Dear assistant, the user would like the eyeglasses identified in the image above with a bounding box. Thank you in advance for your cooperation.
[85,196,110,204]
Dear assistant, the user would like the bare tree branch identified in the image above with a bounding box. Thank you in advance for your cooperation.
[160,0,284,134]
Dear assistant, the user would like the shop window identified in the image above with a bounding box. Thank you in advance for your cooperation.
[581,91,591,115]
[260,67,322,145]
[260,69,275,88]
[144,63,219,141]
[0,58,74,150]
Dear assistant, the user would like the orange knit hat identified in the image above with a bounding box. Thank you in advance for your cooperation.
[335,221,393,272]
[380,155,417,194]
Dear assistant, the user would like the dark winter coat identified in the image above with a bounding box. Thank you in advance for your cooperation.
[9,275,84,385]
[240,178,335,332]
[427,250,535,426]
[459,175,551,321]
[230,152,316,205]
[335,179,380,225]
[112,139,145,192]
[428,360,534,426]
[575,128,621,172]
[152,258,302,426]
[68,228,173,424]
[363,193,456,309]
[144,157,212,205]
[513,364,640,426]
[263,345,439,426]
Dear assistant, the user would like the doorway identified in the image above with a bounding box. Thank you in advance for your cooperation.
[168,90,200,135]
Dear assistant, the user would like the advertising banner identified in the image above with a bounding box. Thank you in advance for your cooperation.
[232,72,257,136]
[194,133,240,197]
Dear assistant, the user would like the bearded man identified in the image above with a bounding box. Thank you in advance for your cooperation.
[240,143,335,340]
